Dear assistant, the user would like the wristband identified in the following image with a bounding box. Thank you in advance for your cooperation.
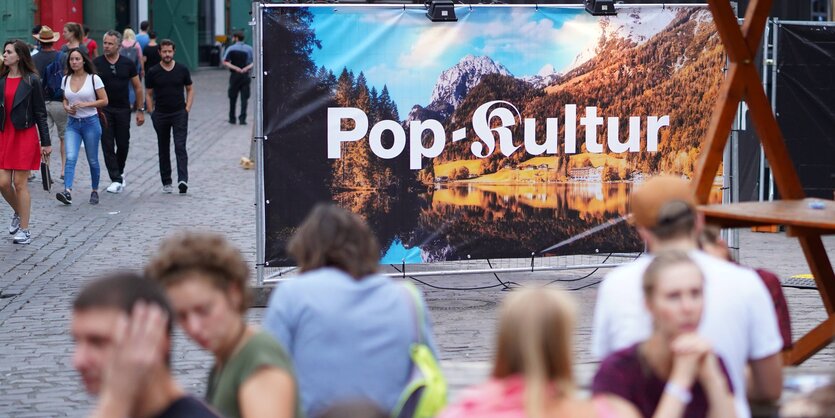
[664,381,692,404]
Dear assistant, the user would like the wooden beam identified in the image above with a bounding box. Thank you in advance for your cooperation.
[740,0,773,54]
[799,236,835,314]
[692,64,746,203]
[742,75,806,199]
[783,314,835,365]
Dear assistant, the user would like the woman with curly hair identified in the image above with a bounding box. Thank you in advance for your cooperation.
[145,231,303,418]
[263,204,440,417]
[0,40,52,244]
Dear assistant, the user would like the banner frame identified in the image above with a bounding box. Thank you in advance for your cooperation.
[254,3,729,285]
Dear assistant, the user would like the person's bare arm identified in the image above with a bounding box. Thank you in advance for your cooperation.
[238,367,296,418]
[185,84,194,113]
[145,87,155,113]
[701,354,737,418]
[747,353,783,401]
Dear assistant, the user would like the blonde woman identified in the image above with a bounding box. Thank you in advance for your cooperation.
[121,28,144,109]
[439,288,620,418]
[592,251,736,418]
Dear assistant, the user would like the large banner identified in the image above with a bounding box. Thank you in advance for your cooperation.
[776,22,835,199]
[262,5,723,267]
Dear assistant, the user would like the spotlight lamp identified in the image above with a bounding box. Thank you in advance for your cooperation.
[425,0,458,22]
[585,0,618,16]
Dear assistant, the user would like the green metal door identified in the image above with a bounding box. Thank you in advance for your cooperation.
[0,0,36,44]
[153,0,198,70]
[229,0,252,46]
[83,0,116,53]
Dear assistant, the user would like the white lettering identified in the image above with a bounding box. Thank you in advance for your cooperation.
[327,107,368,159]
[524,118,559,155]
[580,106,604,153]
[607,116,642,153]
[409,120,446,170]
[647,115,670,152]
[326,104,669,169]
[369,120,406,159]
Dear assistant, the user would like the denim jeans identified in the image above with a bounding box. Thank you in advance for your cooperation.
[151,109,189,185]
[64,115,102,191]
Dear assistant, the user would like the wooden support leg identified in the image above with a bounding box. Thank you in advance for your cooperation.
[783,314,835,365]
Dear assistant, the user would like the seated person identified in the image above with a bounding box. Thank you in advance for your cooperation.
[440,287,621,418]
[593,251,736,418]
[698,225,792,350]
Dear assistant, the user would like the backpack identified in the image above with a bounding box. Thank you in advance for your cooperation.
[392,282,447,418]
[120,41,140,68]
[43,52,65,101]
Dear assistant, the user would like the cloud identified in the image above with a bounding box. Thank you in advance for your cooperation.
[398,25,474,68]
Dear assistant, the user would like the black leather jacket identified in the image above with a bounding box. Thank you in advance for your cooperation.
[0,73,51,147]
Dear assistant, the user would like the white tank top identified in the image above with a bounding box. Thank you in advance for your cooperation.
[62,74,103,119]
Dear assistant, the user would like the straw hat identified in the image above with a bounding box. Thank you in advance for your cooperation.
[33,26,60,43]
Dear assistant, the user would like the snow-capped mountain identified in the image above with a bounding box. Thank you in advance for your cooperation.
[425,55,512,118]
[563,7,678,73]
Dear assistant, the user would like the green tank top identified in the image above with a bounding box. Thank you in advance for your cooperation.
[205,331,304,418]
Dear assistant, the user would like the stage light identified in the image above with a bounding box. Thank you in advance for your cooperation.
[585,0,617,16]
[425,0,458,22]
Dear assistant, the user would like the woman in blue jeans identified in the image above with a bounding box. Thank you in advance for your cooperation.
[58,48,107,205]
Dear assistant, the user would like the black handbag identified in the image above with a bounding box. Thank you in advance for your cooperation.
[40,154,52,192]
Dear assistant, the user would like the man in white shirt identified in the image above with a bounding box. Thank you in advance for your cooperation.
[591,176,783,418]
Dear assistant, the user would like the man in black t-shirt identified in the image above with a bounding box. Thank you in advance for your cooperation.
[94,31,146,194]
[72,273,221,418]
[143,31,161,71]
[145,39,194,194]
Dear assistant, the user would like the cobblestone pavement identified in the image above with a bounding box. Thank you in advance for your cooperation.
[1,68,834,416]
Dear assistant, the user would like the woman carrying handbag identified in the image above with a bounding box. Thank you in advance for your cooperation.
[57,48,107,205]
[0,40,52,245]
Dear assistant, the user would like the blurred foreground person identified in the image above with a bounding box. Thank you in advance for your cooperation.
[315,401,389,418]
[146,231,303,418]
[698,225,792,350]
[781,384,835,418]
[593,251,736,418]
[264,204,442,417]
[71,272,220,418]
[441,287,617,418]
[592,176,783,418]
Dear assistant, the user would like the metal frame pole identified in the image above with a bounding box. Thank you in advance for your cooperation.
[759,19,771,202]
[769,18,779,201]
[254,1,266,286]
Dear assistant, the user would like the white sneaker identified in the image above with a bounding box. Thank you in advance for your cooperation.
[106,182,124,193]
[9,213,20,234]
[13,229,31,244]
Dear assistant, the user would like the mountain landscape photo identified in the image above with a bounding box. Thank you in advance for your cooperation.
[263,5,724,265]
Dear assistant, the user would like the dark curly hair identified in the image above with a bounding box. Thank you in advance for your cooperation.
[288,204,380,280]
[145,231,252,312]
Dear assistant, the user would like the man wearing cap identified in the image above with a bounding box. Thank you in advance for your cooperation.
[591,175,783,418]
[31,26,68,177]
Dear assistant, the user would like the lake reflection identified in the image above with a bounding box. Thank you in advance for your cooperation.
[402,182,643,262]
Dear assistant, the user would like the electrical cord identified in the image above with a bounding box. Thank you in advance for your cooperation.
[390,264,517,290]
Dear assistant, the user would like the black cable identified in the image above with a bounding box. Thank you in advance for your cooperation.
[390,264,516,291]
[486,259,520,290]
[542,253,614,285]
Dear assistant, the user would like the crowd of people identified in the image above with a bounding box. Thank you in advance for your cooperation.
[66,176,834,418]
[1,18,829,418]
[0,21,194,244]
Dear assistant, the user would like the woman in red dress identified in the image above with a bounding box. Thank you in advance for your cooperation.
[0,40,52,244]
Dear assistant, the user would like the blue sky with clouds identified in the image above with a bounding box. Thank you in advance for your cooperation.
[307,6,601,118]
